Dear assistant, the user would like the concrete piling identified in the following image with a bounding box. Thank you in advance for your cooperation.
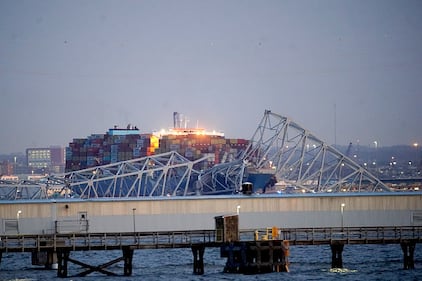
[330,242,344,269]
[191,244,205,275]
[401,241,416,270]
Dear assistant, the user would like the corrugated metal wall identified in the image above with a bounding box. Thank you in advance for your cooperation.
[1,194,421,234]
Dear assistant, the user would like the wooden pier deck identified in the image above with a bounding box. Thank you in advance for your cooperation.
[1,226,421,276]
[1,226,420,253]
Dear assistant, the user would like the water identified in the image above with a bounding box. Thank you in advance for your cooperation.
[1,244,421,280]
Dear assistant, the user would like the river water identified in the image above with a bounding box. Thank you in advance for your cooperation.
[1,244,421,280]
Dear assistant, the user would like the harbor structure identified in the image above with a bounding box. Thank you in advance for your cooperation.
[1,110,422,277]
[0,193,420,235]
[0,194,421,277]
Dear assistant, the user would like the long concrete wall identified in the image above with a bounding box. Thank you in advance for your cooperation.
[1,193,421,235]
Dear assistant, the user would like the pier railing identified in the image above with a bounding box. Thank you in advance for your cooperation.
[1,226,421,253]
[245,226,422,245]
[0,230,217,252]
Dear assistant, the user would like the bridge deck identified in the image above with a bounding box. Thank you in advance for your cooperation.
[1,226,421,253]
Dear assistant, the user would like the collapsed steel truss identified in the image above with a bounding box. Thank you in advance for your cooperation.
[63,151,208,198]
[196,110,391,194]
[241,110,391,192]
[0,110,391,200]
[0,178,49,200]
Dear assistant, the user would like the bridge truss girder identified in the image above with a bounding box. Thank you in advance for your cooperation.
[197,159,246,195]
[242,110,391,192]
[0,179,49,200]
[62,151,210,198]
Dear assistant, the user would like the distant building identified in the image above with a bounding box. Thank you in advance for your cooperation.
[0,160,14,176]
[26,147,65,174]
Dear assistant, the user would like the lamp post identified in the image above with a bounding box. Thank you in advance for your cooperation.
[340,203,345,231]
[17,210,22,234]
[413,142,420,169]
[373,141,378,176]
[132,208,136,243]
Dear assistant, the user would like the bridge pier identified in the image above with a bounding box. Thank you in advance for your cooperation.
[330,242,344,268]
[191,244,205,275]
[401,241,416,270]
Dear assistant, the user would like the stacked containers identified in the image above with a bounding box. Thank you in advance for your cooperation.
[66,127,249,172]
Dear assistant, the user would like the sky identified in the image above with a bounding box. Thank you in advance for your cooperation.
[1,0,421,154]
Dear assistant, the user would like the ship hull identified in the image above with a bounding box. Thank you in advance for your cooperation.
[246,172,276,193]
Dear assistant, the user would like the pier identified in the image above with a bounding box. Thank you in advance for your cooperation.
[1,191,421,276]
[1,226,421,277]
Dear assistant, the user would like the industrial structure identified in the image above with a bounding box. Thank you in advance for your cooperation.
[0,110,397,200]
[1,111,421,277]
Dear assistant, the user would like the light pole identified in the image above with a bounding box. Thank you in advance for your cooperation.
[132,208,136,243]
[17,210,22,234]
[340,203,345,231]
[373,141,378,176]
[413,142,420,169]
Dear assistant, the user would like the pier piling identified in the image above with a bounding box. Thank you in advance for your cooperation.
[221,240,289,274]
[401,240,416,269]
[330,242,344,268]
[56,249,69,278]
[1,227,421,277]
[123,247,134,276]
[191,244,205,275]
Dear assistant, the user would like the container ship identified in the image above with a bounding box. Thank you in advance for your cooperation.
[243,166,277,194]
[66,112,249,173]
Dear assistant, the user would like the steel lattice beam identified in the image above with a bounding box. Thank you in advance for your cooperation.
[63,151,210,198]
[241,110,391,192]
[0,179,49,200]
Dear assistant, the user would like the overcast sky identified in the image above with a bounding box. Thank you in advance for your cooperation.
[1,0,421,154]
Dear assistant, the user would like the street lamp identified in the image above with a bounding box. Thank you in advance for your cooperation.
[413,142,420,168]
[340,203,345,231]
[17,210,22,234]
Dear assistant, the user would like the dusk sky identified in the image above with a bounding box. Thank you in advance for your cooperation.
[1,0,421,154]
